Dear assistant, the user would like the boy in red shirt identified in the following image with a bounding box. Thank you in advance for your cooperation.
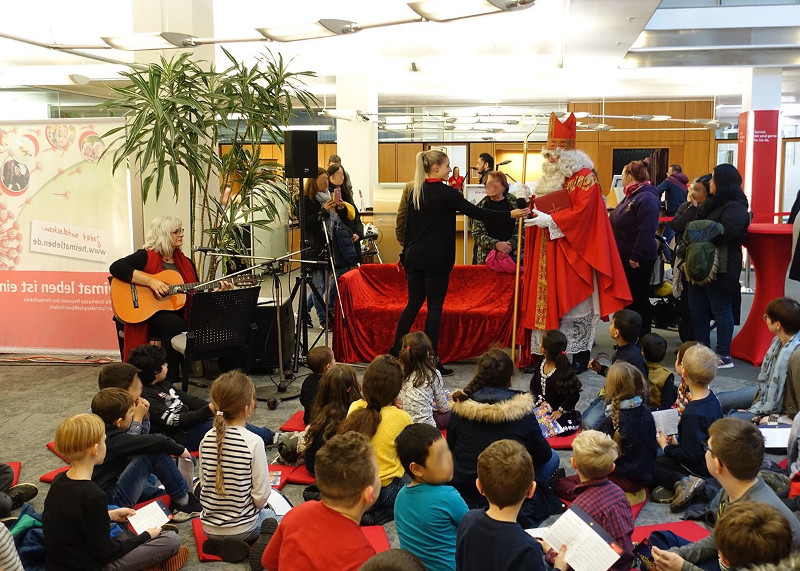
[261,432,379,571]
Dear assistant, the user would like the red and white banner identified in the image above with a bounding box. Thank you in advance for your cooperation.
[749,110,780,223]
[0,119,131,354]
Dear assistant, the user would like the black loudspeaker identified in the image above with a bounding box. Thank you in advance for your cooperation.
[251,299,296,371]
[284,131,318,178]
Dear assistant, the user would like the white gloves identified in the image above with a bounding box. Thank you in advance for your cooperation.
[524,209,553,228]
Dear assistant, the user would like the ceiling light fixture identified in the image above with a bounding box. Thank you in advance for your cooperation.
[101,32,196,51]
[407,0,535,23]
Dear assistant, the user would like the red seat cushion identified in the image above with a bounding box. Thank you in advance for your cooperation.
[39,466,69,483]
[632,521,710,544]
[631,500,645,520]
[280,411,307,433]
[133,493,172,511]
[779,458,789,470]
[268,464,298,491]
[547,429,581,450]
[8,462,21,487]
[361,525,390,553]
[192,518,223,562]
[46,441,69,463]
[285,464,315,485]
[440,428,447,439]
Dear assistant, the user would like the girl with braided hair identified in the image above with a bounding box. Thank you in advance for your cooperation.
[447,349,559,527]
[198,371,280,563]
[339,355,413,525]
[530,330,582,434]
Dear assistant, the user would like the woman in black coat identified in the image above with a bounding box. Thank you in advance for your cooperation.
[389,150,528,375]
[328,164,364,264]
[686,164,750,368]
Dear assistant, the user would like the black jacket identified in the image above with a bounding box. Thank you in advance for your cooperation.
[301,196,331,262]
[695,192,750,291]
[598,405,658,487]
[141,381,214,445]
[335,186,365,264]
[403,181,513,273]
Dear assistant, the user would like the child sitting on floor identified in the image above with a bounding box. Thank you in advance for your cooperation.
[261,432,379,571]
[652,344,723,513]
[98,362,150,435]
[90,388,201,522]
[709,502,792,571]
[42,413,188,571]
[130,344,274,451]
[394,423,468,571]
[455,439,567,571]
[551,430,634,571]
[339,354,413,525]
[674,340,701,415]
[650,418,800,570]
[300,346,335,425]
[530,329,582,433]
[303,364,362,475]
[583,309,648,429]
[641,332,677,409]
[398,331,450,428]
[198,371,279,564]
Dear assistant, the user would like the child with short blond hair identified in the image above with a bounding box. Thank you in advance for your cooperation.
[43,413,188,571]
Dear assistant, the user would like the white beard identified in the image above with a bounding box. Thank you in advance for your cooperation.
[536,160,566,196]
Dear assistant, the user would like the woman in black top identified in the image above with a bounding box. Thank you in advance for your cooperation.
[390,150,528,374]
[472,170,522,265]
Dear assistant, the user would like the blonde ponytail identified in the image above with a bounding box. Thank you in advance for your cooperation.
[412,150,449,210]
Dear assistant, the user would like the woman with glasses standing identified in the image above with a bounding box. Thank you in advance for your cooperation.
[110,215,200,381]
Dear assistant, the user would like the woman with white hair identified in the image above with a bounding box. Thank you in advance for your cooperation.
[110,215,197,380]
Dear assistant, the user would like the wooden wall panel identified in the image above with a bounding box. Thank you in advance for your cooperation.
[683,139,713,180]
[468,142,494,184]
[378,143,397,182]
[396,143,423,183]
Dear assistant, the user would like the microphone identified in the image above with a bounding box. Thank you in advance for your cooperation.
[497,160,512,166]
[516,197,529,209]
[193,246,239,254]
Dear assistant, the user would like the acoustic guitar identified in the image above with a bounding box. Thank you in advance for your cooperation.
[110,270,258,324]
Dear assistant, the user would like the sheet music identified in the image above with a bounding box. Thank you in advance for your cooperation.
[652,408,680,436]
[127,500,170,535]
[525,527,549,539]
[542,506,622,571]
[759,427,791,450]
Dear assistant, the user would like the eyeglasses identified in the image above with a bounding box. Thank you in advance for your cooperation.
[171,228,184,235]
[702,440,715,456]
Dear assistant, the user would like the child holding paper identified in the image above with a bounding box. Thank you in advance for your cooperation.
[652,344,723,512]
[529,330,582,433]
[42,413,188,571]
[674,341,701,415]
[455,439,567,571]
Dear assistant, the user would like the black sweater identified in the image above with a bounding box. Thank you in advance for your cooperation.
[403,181,513,272]
[599,405,658,487]
[43,472,150,571]
[92,424,185,502]
[663,390,723,477]
[141,380,214,445]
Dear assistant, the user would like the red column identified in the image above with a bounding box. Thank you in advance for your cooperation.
[749,110,780,223]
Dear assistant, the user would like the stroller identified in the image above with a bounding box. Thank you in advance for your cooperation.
[650,233,684,333]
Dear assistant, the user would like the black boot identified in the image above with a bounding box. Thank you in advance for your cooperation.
[572,350,591,374]
[521,353,544,374]
[434,354,454,377]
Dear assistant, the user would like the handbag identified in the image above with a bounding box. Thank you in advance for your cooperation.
[485,249,517,274]
[533,401,566,438]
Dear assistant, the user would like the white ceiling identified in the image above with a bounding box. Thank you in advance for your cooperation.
[0,0,798,121]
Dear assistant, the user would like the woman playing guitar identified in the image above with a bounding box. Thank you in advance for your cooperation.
[110,215,229,382]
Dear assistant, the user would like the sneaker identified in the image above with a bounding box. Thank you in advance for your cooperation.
[191,479,202,500]
[670,476,705,513]
[625,488,647,506]
[436,362,454,377]
[202,538,251,563]
[650,485,676,504]
[249,518,279,571]
[7,483,38,509]
[161,522,180,534]
[171,492,202,522]
[717,354,734,369]
[144,544,189,571]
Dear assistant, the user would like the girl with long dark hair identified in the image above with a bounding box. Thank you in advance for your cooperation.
[530,330,582,433]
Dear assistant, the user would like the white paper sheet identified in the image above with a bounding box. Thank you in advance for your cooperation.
[652,408,680,436]
[525,527,549,539]
[127,500,170,535]
[267,491,292,516]
[542,507,622,571]
[759,427,792,450]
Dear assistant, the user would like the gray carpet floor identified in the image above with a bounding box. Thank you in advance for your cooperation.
[1,270,794,570]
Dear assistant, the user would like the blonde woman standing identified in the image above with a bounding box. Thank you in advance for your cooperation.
[390,150,528,375]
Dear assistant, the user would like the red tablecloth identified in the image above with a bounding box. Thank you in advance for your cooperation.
[730,223,794,365]
[333,264,516,363]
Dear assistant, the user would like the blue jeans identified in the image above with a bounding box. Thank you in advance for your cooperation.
[308,267,349,323]
[688,282,734,356]
[648,530,721,571]
[535,448,560,484]
[112,454,189,508]
[581,397,607,430]
[716,386,758,414]
[185,421,274,452]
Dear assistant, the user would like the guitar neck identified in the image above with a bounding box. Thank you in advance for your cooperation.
[167,274,254,295]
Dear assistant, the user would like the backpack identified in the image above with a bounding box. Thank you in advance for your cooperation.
[682,220,726,286]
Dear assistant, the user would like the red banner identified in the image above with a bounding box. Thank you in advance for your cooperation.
[749,110,780,223]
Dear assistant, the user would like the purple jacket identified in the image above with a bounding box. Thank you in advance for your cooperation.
[608,183,660,263]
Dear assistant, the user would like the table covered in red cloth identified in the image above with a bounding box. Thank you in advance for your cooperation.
[333,264,516,363]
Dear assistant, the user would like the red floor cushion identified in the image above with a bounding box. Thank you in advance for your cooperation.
[547,429,581,450]
[133,493,172,511]
[39,465,69,483]
[440,429,447,439]
[268,464,298,491]
[631,500,645,520]
[362,526,391,553]
[8,462,20,487]
[280,411,306,433]
[46,441,69,463]
[632,521,710,544]
[779,458,789,471]
[192,518,223,562]
[285,464,315,485]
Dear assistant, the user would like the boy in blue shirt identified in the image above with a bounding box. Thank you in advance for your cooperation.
[394,423,468,571]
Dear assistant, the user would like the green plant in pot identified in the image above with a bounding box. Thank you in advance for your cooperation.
[103,47,316,280]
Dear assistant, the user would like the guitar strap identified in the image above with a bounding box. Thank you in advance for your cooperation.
[122,249,198,360]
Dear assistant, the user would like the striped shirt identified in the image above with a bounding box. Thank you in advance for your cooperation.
[0,524,23,571]
[199,424,271,536]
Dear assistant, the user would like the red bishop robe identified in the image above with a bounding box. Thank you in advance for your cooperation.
[520,168,631,337]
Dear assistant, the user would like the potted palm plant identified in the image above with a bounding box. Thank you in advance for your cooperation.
[103,47,316,280]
